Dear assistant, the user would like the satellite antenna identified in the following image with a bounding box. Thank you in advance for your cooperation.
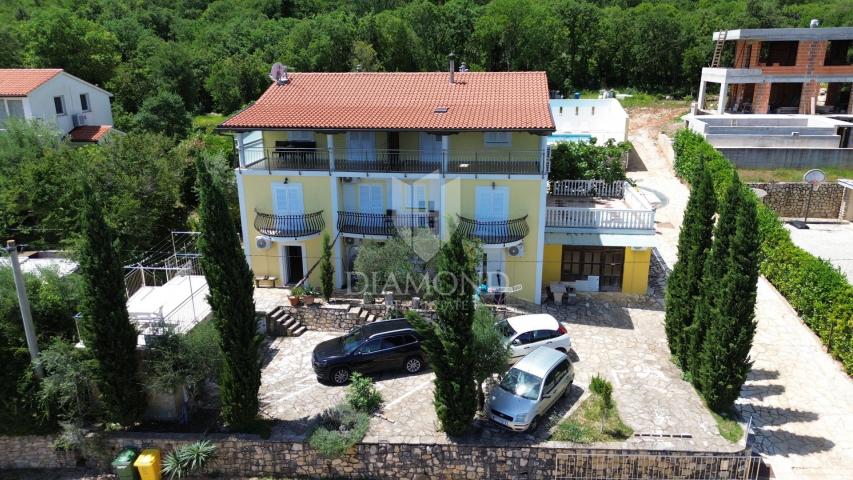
[789,169,826,229]
[270,63,288,85]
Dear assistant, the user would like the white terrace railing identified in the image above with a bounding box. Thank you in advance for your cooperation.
[546,180,656,231]
[545,207,655,231]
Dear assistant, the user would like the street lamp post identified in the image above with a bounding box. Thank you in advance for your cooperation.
[4,240,43,379]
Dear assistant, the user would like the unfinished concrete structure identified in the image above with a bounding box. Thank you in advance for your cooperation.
[697,27,853,115]
[684,114,853,168]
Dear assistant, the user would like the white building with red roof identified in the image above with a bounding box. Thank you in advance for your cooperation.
[0,68,115,143]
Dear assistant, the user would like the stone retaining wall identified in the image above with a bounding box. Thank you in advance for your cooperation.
[749,182,845,219]
[0,433,756,480]
[281,300,435,332]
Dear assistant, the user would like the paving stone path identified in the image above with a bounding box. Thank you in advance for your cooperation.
[630,127,853,479]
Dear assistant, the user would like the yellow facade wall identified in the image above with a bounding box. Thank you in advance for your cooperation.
[542,244,562,285]
[444,178,545,303]
[450,132,540,151]
[241,174,332,287]
[621,247,651,295]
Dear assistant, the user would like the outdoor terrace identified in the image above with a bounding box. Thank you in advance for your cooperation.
[545,180,656,233]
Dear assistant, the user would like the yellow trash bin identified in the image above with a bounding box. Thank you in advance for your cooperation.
[133,448,161,480]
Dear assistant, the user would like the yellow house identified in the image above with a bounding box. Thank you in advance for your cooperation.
[217,67,655,303]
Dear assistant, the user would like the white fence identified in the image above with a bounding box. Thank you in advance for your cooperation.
[545,207,655,230]
[551,180,625,198]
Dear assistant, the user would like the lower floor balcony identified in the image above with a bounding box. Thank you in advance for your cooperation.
[254,209,325,240]
[338,211,439,238]
[457,215,529,247]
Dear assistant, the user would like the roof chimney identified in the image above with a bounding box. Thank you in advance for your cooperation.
[448,52,457,84]
[810,19,820,28]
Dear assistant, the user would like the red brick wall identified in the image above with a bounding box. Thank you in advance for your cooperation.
[753,83,771,114]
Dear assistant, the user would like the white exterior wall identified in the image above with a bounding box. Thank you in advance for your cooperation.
[26,73,113,134]
[549,99,629,143]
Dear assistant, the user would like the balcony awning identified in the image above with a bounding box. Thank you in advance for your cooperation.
[545,232,656,248]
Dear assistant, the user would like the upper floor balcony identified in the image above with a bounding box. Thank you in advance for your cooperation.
[240,146,548,177]
[545,180,656,234]
[338,210,439,239]
[254,209,325,240]
[457,215,530,248]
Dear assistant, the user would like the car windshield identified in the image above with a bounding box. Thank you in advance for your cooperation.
[495,319,516,339]
[499,368,542,400]
[341,328,364,354]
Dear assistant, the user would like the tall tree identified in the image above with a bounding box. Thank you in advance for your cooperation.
[664,157,716,370]
[686,172,742,378]
[319,232,334,301]
[698,180,759,410]
[195,156,261,429]
[77,188,145,425]
[408,226,478,436]
[471,306,509,411]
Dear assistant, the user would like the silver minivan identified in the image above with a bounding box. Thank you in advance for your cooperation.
[485,347,574,432]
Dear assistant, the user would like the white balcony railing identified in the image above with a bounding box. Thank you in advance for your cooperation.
[545,208,655,231]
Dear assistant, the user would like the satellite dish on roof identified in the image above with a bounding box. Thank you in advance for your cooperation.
[269,63,288,85]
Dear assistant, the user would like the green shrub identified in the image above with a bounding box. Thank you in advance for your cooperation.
[346,373,383,414]
[309,405,370,458]
[673,129,853,375]
[161,440,216,479]
[549,140,631,182]
[589,375,613,409]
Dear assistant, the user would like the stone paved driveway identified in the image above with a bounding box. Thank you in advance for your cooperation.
[259,300,733,451]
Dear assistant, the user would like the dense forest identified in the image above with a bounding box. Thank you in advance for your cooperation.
[2,0,852,122]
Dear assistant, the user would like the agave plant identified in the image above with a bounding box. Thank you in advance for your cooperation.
[160,440,216,479]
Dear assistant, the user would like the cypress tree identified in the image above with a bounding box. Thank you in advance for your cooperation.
[320,232,334,301]
[664,157,716,369]
[698,182,760,410]
[408,226,477,436]
[195,156,261,429]
[78,188,145,425]
[686,173,741,379]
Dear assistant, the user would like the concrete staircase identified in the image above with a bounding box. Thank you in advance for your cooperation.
[267,306,307,337]
[347,305,380,324]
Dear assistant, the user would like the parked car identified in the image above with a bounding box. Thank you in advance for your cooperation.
[496,314,572,363]
[486,346,574,432]
[312,318,425,385]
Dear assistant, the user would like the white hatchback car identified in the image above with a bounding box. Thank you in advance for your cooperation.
[496,314,572,363]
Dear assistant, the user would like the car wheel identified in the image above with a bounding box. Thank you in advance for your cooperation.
[528,415,541,432]
[404,356,424,374]
[331,367,350,385]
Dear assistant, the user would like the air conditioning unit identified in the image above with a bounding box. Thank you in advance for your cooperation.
[255,236,272,249]
[72,114,88,127]
[507,244,525,257]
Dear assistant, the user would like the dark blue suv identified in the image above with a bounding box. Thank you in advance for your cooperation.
[312,319,425,385]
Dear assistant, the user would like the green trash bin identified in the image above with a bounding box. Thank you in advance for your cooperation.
[112,447,141,480]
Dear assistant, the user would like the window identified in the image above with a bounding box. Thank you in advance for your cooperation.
[79,93,90,112]
[824,40,853,66]
[513,332,535,345]
[759,41,799,66]
[532,329,556,341]
[381,335,408,349]
[53,96,66,115]
[0,99,25,126]
[288,130,314,142]
[545,359,570,393]
[484,131,511,147]
[358,338,382,354]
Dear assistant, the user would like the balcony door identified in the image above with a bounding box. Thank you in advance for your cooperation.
[420,133,442,163]
[359,184,384,214]
[347,131,375,162]
[475,186,509,238]
[272,184,305,232]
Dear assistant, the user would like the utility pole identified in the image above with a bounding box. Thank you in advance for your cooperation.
[5,240,43,379]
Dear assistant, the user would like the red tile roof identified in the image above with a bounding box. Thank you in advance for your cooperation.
[69,125,112,143]
[0,68,63,96]
[220,72,555,131]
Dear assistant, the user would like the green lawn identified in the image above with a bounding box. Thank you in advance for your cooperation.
[739,167,853,183]
[711,408,744,443]
[551,393,633,443]
[571,89,691,109]
[193,113,227,133]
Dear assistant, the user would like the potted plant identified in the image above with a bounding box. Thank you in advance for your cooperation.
[302,285,318,305]
[289,285,305,306]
